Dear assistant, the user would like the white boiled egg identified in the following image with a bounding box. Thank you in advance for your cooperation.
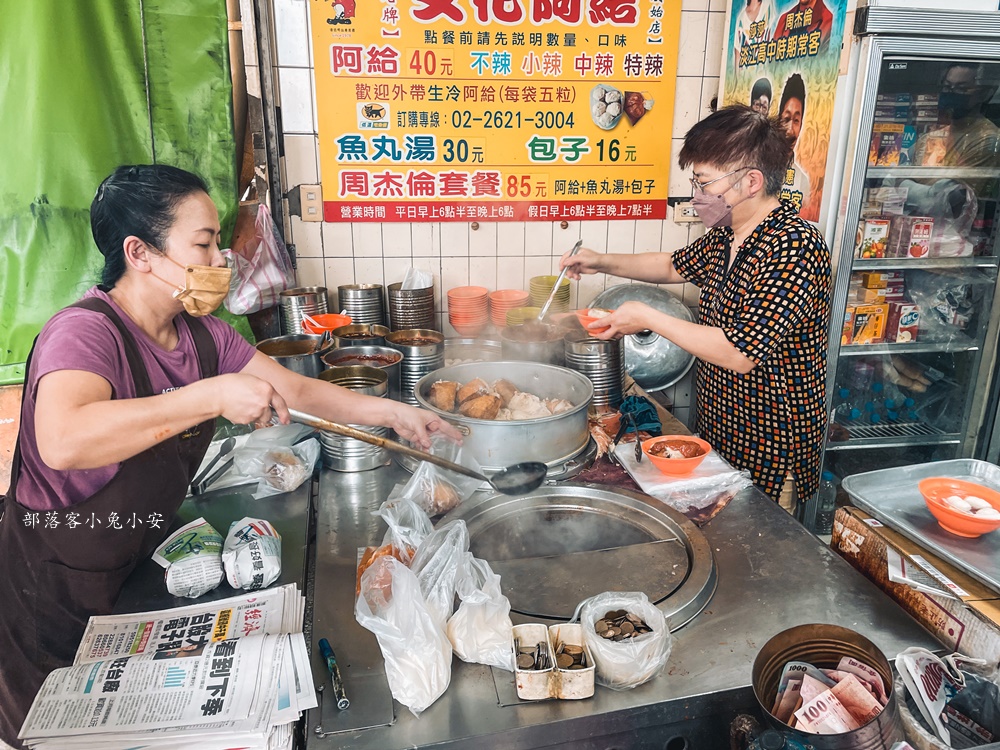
[974,507,1000,520]
[944,496,973,513]
[965,496,992,511]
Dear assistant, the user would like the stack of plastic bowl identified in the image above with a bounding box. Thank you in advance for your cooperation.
[506,306,543,326]
[387,282,436,332]
[447,286,489,336]
[529,275,571,313]
[338,284,385,326]
[279,287,329,336]
[301,313,352,335]
[488,289,530,327]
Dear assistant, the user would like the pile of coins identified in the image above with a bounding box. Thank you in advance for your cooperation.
[554,642,588,670]
[514,638,551,671]
[594,609,653,641]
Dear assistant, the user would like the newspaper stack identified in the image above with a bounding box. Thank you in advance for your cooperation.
[19,584,315,750]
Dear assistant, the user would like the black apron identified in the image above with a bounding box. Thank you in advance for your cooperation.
[0,298,217,748]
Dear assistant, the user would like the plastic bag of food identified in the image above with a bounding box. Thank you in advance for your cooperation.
[410,520,471,628]
[355,555,452,715]
[392,435,483,516]
[232,424,319,499]
[375,495,434,560]
[575,591,672,690]
[446,554,515,671]
[222,517,281,591]
[152,517,224,598]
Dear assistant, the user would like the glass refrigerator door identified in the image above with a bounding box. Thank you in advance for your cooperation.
[822,51,1000,503]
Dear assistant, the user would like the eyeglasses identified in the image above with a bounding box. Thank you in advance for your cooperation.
[690,166,756,193]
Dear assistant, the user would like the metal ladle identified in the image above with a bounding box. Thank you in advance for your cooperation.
[537,239,583,322]
[287,408,548,495]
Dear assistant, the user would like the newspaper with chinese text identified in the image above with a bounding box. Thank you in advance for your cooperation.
[19,584,316,750]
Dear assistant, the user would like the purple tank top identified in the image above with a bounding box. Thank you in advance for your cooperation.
[17,287,256,511]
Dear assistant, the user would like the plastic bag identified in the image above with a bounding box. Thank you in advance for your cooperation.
[232,424,319,499]
[375,495,434,562]
[401,266,433,291]
[576,591,672,690]
[410,520,470,628]
[223,203,296,315]
[446,554,515,671]
[355,556,452,716]
[391,435,483,516]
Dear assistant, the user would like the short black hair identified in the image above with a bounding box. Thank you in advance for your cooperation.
[778,73,806,117]
[751,78,772,102]
[90,164,209,288]
[678,104,794,196]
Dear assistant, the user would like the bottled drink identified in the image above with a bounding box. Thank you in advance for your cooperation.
[833,387,862,424]
[815,471,837,535]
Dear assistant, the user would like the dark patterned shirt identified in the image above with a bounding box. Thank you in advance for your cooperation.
[672,201,831,501]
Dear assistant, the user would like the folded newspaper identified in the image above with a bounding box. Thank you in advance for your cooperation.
[18,584,316,750]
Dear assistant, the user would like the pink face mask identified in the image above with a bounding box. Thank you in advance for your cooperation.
[690,191,734,228]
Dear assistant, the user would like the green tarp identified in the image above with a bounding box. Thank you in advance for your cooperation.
[0,0,244,385]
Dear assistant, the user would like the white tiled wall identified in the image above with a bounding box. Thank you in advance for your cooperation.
[269,0,729,427]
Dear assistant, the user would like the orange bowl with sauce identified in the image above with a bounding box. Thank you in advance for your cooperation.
[641,435,712,476]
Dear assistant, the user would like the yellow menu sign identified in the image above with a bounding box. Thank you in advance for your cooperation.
[310,0,680,222]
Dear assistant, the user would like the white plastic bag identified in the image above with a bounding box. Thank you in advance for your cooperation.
[410,521,470,628]
[355,556,452,715]
[232,424,319,499]
[446,554,515,671]
[374,496,434,563]
[392,435,483,516]
[577,591,672,690]
[223,203,296,315]
[401,266,433,291]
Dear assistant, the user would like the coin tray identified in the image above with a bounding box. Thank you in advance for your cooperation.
[512,623,556,700]
[548,623,595,699]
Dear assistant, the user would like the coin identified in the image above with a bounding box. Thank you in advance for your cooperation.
[595,619,608,633]
[564,644,583,656]
[556,653,573,669]
[620,622,634,634]
[517,653,535,670]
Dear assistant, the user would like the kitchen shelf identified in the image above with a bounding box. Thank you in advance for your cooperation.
[866,167,1000,180]
[850,257,999,271]
[840,340,980,356]
[826,420,961,451]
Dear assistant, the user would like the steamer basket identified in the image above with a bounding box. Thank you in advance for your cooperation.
[752,623,903,750]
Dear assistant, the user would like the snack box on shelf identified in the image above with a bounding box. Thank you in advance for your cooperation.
[885,302,920,344]
[856,217,892,259]
[852,303,889,345]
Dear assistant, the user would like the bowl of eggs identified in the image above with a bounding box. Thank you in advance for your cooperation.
[918,477,1000,538]
[575,307,613,334]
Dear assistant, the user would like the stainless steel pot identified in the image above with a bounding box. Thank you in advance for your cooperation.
[500,323,565,366]
[316,366,390,472]
[255,334,331,378]
[414,361,593,472]
[330,324,390,348]
[322,345,403,401]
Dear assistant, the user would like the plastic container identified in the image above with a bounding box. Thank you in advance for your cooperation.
[918,476,1000,538]
[815,471,838,535]
[548,623,595,699]
[512,623,556,701]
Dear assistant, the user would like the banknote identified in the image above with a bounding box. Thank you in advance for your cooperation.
[774,677,803,724]
[837,656,889,705]
[795,692,861,734]
[800,673,831,704]
[831,673,884,726]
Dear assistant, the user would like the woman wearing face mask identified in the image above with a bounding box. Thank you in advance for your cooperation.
[0,164,460,749]
[559,105,831,514]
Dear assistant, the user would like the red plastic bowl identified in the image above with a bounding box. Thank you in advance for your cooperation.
[575,307,613,334]
[641,435,712,476]
[918,477,1000,538]
[302,313,352,333]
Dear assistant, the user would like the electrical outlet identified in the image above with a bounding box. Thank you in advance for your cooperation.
[299,184,323,222]
[673,201,701,224]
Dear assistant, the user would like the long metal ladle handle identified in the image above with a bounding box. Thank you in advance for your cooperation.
[287,408,488,483]
[537,239,583,321]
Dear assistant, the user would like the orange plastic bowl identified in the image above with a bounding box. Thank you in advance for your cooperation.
[575,307,613,334]
[302,313,352,334]
[641,435,712,476]
[918,477,1000,538]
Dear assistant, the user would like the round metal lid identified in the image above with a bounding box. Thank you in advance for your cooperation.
[590,284,696,392]
[439,483,716,629]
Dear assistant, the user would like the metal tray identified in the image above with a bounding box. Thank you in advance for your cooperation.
[842,459,1000,594]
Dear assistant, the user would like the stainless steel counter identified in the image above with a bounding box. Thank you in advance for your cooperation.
[306,464,940,750]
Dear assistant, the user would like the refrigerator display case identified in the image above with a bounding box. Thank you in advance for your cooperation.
[815,8,1000,527]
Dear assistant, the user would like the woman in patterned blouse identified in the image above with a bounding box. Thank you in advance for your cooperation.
[561,105,831,510]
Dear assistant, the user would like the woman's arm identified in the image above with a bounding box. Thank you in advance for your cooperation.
[239,351,462,448]
[34,369,284,470]
[559,247,687,284]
